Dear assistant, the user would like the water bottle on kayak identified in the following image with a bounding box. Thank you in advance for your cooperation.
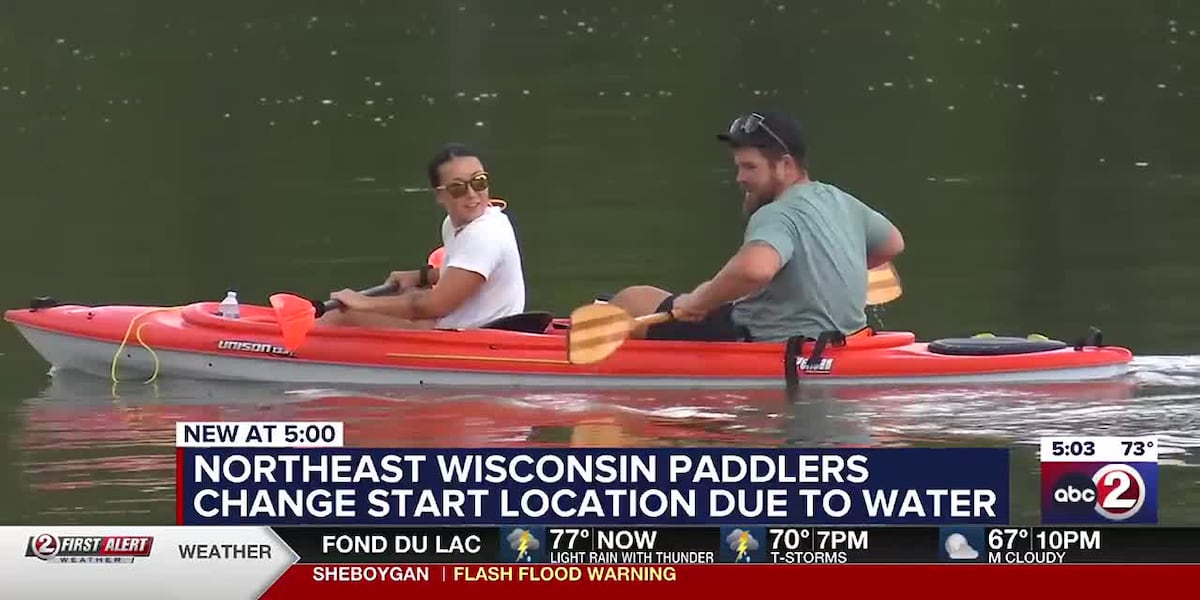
[218,290,240,319]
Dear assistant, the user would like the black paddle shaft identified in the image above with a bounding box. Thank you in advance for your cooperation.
[313,282,400,317]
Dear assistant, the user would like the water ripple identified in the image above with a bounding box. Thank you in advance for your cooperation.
[8,347,1199,521]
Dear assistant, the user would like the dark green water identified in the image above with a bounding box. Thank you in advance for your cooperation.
[1,1,1197,525]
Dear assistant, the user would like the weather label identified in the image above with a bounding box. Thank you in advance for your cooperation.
[766,528,883,563]
[271,525,1200,566]
[937,527,1200,564]
[974,527,1099,564]
[547,527,717,563]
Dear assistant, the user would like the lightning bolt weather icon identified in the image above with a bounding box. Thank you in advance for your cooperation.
[517,531,531,562]
[725,529,758,563]
[506,528,540,562]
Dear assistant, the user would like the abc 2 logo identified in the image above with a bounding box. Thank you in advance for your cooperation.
[1040,461,1157,524]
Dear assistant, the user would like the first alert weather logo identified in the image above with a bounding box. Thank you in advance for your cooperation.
[25,533,154,564]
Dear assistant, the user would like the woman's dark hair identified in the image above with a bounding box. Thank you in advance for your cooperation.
[426,143,484,187]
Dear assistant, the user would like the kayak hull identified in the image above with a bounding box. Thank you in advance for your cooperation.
[11,324,792,388]
[5,301,1134,389]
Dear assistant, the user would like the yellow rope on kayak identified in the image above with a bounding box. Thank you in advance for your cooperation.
[110,306,184,385]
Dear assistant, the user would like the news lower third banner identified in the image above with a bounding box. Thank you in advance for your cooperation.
[174,445,1010,526]
[3,526,1199,599]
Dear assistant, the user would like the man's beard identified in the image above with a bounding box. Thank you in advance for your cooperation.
[741,185,777,219]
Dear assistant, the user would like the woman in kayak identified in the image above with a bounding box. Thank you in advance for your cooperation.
[318,143,527,329]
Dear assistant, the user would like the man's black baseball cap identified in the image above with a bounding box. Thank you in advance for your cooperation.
[716,110,806,161]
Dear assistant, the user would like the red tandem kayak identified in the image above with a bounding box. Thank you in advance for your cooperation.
[4,299,1133,388]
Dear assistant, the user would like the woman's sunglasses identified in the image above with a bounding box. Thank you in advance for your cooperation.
[437,173,489,198]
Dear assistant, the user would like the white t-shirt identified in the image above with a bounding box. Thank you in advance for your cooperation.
[434,206,526,329]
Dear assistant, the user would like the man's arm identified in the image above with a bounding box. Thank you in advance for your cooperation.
[685,207,795,313]
[864,206,904,268]
[867,227,904,268]
[687,242,783,312]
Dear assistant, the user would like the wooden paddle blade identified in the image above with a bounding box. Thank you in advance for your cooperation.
[270,293,317,352]
[567,303,637,365]
[868,262,902,306]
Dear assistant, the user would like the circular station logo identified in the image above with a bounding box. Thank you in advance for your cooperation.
[30,533,60,560]
[1051,464,1147,522]
[1091,464,1146,521]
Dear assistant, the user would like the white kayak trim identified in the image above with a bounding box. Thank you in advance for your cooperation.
[12,324,1132,389]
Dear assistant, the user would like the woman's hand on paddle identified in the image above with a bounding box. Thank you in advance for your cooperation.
[385,270,421,290]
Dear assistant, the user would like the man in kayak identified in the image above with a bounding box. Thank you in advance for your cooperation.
[319,143,527,329]
[607,109,905,342]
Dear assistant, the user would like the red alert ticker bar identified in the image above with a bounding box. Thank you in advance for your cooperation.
[259,564,1198,598]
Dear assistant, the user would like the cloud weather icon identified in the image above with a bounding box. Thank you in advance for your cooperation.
[725,529,759,562]
[944,533,979,560]
[507,528,540,561]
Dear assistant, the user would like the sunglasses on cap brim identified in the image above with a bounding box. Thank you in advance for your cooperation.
[728,113,791,155]
[436,173,489,198]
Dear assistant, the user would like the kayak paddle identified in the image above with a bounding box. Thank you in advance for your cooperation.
[270,282,398,352]
[867,261,902,305]
[566,262,903,365]
[566,303,677,365]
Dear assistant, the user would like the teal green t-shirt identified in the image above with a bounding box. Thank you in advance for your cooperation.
[730,181,896,342]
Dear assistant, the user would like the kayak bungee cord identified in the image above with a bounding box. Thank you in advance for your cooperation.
[110,306,186,385]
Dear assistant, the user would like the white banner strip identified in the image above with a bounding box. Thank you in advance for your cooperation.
[0,526,297,600]
[1039,436,1158,463]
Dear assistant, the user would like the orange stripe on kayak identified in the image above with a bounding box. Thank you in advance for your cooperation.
[387,352,570,365]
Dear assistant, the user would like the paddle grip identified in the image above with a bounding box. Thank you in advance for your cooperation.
[315,282,400,317]
[634,311,676,327]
